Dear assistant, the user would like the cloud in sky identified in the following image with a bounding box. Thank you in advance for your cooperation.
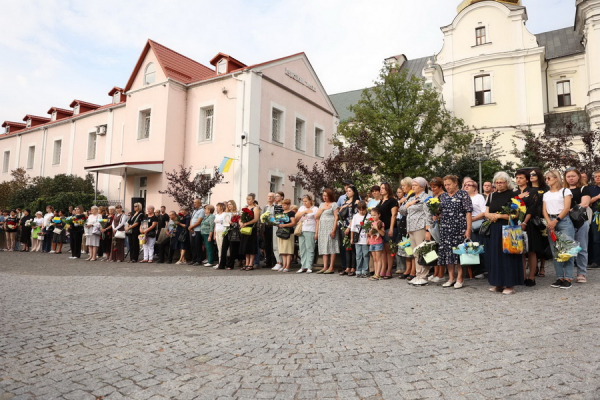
[0,0,577,122]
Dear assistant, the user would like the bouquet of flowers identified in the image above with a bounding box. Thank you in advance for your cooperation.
[260,211,272,224]
[64,216,74,230]
[342,235,352,251]
[241,208,254,223]
[389,241,399,257]
[413,241,438,265]
[500,197,526,222]
[99,219,110,239]
[594,202,600,232]
[138,234,146,245]
[223,214,241,237]
[397,236,413,257]
[6,221,17,231]
[74,216,86,226]
[25,219,37,227]
[552,230,582,262]
[425,197,441,216]
[453,241,484,255]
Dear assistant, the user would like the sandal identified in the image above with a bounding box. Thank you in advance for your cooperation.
[139,260,148,263]
[246,266,254,271]
[537,267,545,277]
[348,272,356,277]
[369,275,381,281]
[339,270,348,276]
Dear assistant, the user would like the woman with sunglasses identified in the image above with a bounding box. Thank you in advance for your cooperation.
[543,170,575,289]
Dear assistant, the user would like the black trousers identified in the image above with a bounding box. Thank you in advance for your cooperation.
[129,231,140,261]
[264,227,274,267]
[43,232,53,252]
[71,230,83,258]
[158,237,172,263]
[219,236,240,269]
[191,232,205,263]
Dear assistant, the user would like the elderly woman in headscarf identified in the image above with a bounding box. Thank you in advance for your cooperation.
[399,177,434,286]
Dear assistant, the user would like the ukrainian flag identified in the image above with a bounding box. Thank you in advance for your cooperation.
[218,157,234,173]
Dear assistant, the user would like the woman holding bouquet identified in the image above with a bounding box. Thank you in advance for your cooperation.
[5,210,19,251]
[174,207,191,265]
[19,209,33,252]
[485,172,523,294]
[126,203,144,263]
[399,177,433,286]
[427,177,446,282]
[315,189,339,274]
[219,200,242,270]
[338,186,360,276]
[52,210,67,254]
[379,182,399,279]
[99,207,114,261]
[438,175,472,289]
[31,211,44,252]
[69,206,86,259]
[463,180,487,279]
[543,170,575,289]
[295,195,319,273]
[239,193,260,270]
[397,178,415,279]
[109,205,127,262]
[276,199,297,273]
[84,206,102,261]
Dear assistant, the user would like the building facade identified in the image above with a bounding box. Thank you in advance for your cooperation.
[1,40,338,209]
[330,0,600,159]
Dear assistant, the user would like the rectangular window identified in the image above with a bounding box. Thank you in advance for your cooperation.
[87,131,97,160]
[475,27,486,45]
[272,108,283,143]
[52,140,62,165]
[2,151,9,173]
[199,106,214,142]
[270,176,282,193]
[314,128,323,157]
[293,184,303,204]
[474,75,492,106]
[557,81,572,107]
[27,146,35,169]
[295,118,305,151]
[138,109,151,139]
[139,176,147,199]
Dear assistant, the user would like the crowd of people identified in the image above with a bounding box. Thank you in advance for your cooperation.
[1,169,599,294]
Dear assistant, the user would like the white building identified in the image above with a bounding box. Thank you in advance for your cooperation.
[330,0,600,159]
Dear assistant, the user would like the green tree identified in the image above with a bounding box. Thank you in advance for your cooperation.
[159,165,225,209]
[338,63,473,185]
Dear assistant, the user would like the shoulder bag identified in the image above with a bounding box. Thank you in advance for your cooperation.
[114,230,126,239]
[178,229,188,243]
[294,220,303,237]
[228,224,241,242]
[352,213,369,244]
[276,227,291,239]
[562,188,586,229]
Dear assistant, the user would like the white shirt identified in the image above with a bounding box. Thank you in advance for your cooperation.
[543,188,572,215]
[34,217,44,229]
[43,212,54,227]
[470,194,487,217]
[350,213,369,245]
[298,206,318,232]
[214,212,226,233]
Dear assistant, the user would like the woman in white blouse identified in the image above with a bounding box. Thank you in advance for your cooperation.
[295,195,319,273]
[213,203,226,267]
[84,206,102,261]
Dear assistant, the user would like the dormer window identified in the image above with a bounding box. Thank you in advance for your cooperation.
[217,59,227,75]
[475,27,486,46]
[26,119,32,128]
[113,92,120,103]
[73,105,80,115]
[51,111,57,121]
[5,126,9,134]
[144,62,156,85]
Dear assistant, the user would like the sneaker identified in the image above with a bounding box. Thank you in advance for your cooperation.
[560,280,572,289]
[49,250,56,254]
[306,269,312,274]
[411,278,429,286]
[474,274,485,279]
[272,264,282,271]
[550,279,564,288]
[203,263,213,267]
[442,281,455,287]
[427,275,435,281]
[431,276,441,283]
[576,275,586,283]
[296,269,306,274]
[69,256,77,259]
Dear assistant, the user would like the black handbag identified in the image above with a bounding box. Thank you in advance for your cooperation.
[352,213,369,244]
[569,205,587,229]
[276,227,291,239]
[146,229,156,238]
[479,220,491,237]
[228,224,241,242]
[530,216,545,231]
[177,229,188,243]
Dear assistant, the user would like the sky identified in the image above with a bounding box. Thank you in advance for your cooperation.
[0,0,576,123]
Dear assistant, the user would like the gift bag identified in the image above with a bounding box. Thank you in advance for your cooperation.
[460,253,480,265]
[502,220,524,255]
[423,250,438,264]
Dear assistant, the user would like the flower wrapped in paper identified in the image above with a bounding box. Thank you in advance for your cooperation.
[453,240,484,265]
[594,202,600,232]
[260,211,272,224]
[397,236,413,257]
[425,197,440,216]
[25,219,37,227]
[552,230,582,262]
[342,235,352,251]
[413,240,438,265]
[138,234,146,245]
[241,208,254,223]
[389,241,399,256]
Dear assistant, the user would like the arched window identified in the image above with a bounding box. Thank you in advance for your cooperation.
[144,63,156,85]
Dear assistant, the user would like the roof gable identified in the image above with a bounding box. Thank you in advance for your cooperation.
[124,39,215,91]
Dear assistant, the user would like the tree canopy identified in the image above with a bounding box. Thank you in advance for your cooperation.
[159,165,225,209]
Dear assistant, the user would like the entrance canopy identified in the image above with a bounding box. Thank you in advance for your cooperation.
[84,161,163,207]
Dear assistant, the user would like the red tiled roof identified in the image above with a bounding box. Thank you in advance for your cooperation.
[209,52,246,68]
[47,107,74,115]
[108,87,124,96]
[2,121,26,128]
[124,39,215,91]
[69,100,101,109]
[23,114,50,122]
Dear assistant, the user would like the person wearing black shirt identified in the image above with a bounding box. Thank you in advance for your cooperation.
[5,211,19,251]
[126,203,145,262]
[140,205,159,263]
[484,172,524,295]
[69,206,86,259]
[589,171,600,268]
[19,209,33,251]
[379,182,399,279]
[564,169,591,283]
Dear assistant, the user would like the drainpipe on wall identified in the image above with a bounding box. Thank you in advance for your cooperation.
[231,70,247,207]
[39,128,47,177]
[545,61,550,121]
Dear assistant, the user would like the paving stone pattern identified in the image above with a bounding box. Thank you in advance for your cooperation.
[1,252,599,399]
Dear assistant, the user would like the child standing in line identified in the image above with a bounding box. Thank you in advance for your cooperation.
[351,201,370,278]
[368,207,385,281]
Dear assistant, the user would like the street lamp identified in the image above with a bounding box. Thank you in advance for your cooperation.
[469,138,493,193]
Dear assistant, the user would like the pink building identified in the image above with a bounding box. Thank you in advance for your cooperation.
[0,40,338,209]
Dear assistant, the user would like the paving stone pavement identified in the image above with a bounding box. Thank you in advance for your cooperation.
[1,252,600,399]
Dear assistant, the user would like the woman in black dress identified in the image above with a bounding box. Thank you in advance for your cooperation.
[219,200,241,270]
[126,203,144,263]
[485,172,524,295]
[52,210,67,254]
[69,206,86,259]
[239,193,260,270]
[19,209,33,252]
[174,207,191,265]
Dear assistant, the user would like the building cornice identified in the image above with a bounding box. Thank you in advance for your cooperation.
[439,47,544,71]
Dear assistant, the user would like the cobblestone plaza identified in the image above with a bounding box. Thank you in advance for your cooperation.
[1,253,599,399]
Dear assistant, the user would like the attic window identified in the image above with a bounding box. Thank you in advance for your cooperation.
[26,119,32,128]
[144,63,156,85]
[5,126,9,134]
[73,105,80,115]
[217,59,227,75]
[51,111,57,121]
[113,92,120,103]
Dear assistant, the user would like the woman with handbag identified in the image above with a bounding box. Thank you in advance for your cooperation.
[276,199,297,273]
[200,205,216,266]
[400,177,434,286]
[239,194,260,270]
[485,172,523,295]
[464,180,487,279]
[51,210,67,254]
[126,203,144,263]
[69,206,85,259]
[338,186,360,276]
[84,206,102,261]
[99,206,114,261]
[110,205,127,262]
[174,207,191,265]
[219,200,242,270]
[563,168,590,283]
[427,177,446,282]
[295,195,319,273]
[438,175,473,289]
[140,205,159,263]
[315,189,339,274]
[397,179,415,279]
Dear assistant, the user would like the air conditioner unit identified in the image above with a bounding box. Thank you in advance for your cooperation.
[96,125,107,136]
